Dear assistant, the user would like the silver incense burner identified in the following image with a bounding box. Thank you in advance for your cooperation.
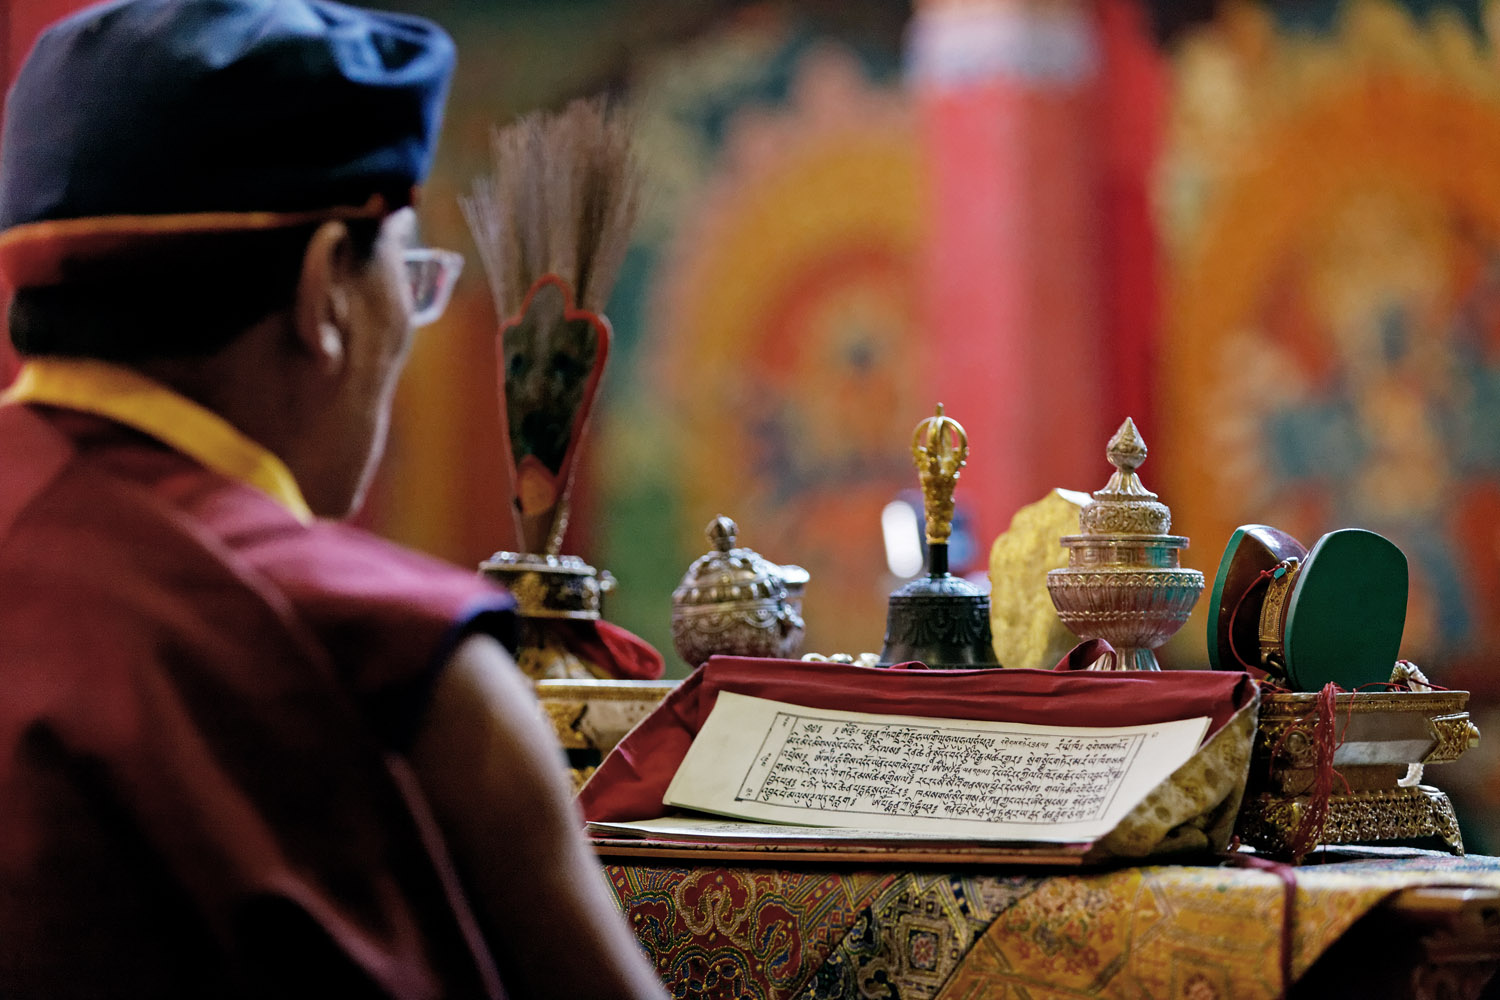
[671,516,808,668]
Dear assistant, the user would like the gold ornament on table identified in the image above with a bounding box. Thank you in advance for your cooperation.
[1235,663,1479,859]
[913,404,964,545]
[533,678,675,792]
[988,488,1093,671]
[463,97,644,679]
[877,405,998,668]
[670,516,809,668]
[1046,418,1204,670]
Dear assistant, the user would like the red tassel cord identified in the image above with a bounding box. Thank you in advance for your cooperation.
[1277,682,1351,864]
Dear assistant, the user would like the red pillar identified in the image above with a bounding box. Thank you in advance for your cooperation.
[910,0,1108,548]
[910,0,1168,548]
[1096,0,1168,437]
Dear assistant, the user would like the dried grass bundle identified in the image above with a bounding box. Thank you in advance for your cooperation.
[462,96,642,318]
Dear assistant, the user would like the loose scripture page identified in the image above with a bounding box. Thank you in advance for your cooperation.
[662,692,1210,843]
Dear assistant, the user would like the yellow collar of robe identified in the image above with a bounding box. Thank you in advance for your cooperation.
[2,357,314,524]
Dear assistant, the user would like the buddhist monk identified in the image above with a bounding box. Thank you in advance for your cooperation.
[0,2,666,997]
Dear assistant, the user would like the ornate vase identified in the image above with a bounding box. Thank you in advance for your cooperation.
[1046,418,1204,670]
[670,516,808,668]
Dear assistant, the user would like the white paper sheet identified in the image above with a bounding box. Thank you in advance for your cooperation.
[662,692,1210,843]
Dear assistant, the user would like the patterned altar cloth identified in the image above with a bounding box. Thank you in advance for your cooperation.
[603,852,1500,1000]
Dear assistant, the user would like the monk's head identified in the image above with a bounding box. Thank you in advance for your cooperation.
[0,0,461,517]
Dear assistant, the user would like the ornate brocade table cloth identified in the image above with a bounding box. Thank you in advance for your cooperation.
[603,852,1500,1000]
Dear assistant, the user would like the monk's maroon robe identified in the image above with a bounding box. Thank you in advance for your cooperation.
[0,404,516,999]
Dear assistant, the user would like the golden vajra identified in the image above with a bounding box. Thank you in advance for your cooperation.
[911,403,969,546]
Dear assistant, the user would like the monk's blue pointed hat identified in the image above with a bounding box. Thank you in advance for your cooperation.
[0,0,455,287]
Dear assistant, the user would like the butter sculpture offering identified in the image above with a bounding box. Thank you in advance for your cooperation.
[988,488,1092,671]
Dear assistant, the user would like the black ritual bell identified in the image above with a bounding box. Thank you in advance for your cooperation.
[877,404,998,669]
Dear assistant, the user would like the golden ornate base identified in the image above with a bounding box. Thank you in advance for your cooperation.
[480,551,614,619]
[513,622,603,680]
[1234,686,1478,860]
[535,679,675,792]
[480,551,622,680]
[1237,784,1464,857]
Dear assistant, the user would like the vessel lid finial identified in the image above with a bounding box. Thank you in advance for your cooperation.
[1107,417,1148,475]
[1079,417,1172,535]
[708,515,738,552]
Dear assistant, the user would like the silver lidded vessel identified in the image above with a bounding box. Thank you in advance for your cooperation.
[671,516,808,668]
[1046,418,1204,671]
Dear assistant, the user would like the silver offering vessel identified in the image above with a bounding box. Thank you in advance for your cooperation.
[1046,418,1203,670]
[670,516,808,668]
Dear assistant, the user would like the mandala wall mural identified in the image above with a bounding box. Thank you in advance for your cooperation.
[1159,0,1500,674]
[597,42,923,662]
[1156,0,1500,849]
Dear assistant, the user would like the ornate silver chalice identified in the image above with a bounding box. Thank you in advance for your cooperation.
[1046,418,1204,671]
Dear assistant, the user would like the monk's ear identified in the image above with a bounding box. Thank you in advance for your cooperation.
[293,220,355,374]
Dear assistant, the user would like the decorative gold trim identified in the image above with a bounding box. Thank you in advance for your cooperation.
[534,679,678,701]
[1425,714,1482,764]
[541,700,592,749]
[0,193,394,289]
[1257,690,1471,720]
[1257,558,1300,671]
[1237,785,1464,856]
[1254,719,1320,772]
[1045,570,1205,590]
[533,680,675,792]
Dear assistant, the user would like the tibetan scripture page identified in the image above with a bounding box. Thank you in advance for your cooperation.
[663,692,1209,843]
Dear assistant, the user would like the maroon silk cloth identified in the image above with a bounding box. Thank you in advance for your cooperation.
[0,405,515,999]
[587,619,665,680]
[541,618,665,680]
[578,653,1257,823]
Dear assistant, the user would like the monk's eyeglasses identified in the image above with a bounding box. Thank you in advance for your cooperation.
[402,247,464,327]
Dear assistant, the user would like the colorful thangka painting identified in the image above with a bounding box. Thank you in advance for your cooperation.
[1156,0,1500,849]
[588,26,922,665]
[1159,0,1500,672]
